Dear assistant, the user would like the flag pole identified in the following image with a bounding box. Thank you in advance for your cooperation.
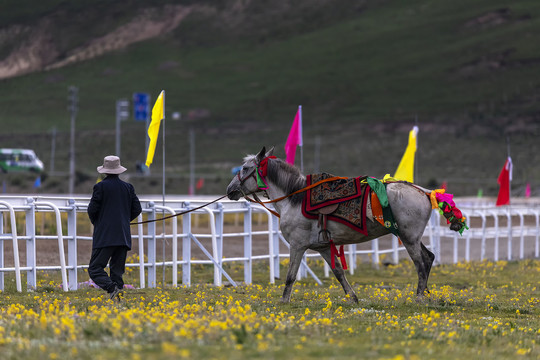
[414,114,418,183]
[506,135,511,202]
[161,91,166,285]
[299,105,303,173]
[162,91,166,205]
[506,135,512,257]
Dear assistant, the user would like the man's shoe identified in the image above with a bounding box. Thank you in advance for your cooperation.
[109,286,123,300]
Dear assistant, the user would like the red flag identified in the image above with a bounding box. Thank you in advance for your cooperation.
[496,157,512,206]
[196,178,204,190]
[285,106,302,165]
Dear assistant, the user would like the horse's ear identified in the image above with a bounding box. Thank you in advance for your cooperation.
[265,146,275,158]
[256,147,266,162]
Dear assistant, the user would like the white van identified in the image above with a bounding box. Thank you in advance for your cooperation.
[0,149,44,173]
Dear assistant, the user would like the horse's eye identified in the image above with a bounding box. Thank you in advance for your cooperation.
[242,166,249,172]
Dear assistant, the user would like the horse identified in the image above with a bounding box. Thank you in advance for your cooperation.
[226,147,457,303]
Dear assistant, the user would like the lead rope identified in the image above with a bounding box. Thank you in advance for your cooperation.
[130,194,230,225]
[250,193,281,218]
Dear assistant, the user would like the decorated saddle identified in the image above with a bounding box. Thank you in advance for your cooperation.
[301,173,370,235]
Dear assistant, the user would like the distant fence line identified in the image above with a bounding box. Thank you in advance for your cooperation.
[0,195,539,292]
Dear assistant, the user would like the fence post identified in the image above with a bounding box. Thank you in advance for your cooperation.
[243,202,252,284]
[371,238,380,269]
[453,232,458,264]
[478,211,487,261]
[391,235,399,265]
[147,202,156,288]
[67,199,78,290]
[506,207,512,260]
[465,214,471,262]
[216,203,224,284]
[272,214,280,280]
[25,198,37,289]
[349,244,356,274]
[137,213,145,289]
[170,208,178,287]
[534,210,539,258]
[0,212,3,290]
[34,201,67,291]
[430,211,441,265]
[0,201,22,292]
[182,202,191,286]
[517,211,524,260]
[324,259,329,277]
[491,211,499,261]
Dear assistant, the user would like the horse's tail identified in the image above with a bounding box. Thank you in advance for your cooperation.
[421,186,468,235]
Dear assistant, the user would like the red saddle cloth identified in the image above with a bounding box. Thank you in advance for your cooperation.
[301,173,370,235]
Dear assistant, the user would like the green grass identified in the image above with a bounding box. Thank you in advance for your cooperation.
[0,259,538,359]
[1,0,540,195]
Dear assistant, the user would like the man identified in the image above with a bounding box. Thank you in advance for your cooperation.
[87,155,142,300]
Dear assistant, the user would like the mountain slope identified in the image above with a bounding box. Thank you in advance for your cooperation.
[0,0,539,195]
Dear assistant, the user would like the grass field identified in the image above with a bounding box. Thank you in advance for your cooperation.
[0,259,538,359]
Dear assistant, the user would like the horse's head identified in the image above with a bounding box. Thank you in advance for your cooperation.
[227,146,274,200]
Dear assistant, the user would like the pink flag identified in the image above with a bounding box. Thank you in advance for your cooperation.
[496,157,512,206]
[525,183,531,198]
[285,106,302,165]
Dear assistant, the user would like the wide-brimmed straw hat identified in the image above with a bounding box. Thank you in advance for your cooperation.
[97,155,127,174]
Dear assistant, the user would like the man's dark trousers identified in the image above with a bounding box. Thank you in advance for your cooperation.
[88,246,128,293]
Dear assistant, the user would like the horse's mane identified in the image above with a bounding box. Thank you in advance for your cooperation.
[243,154,257,163]
[266,157,306,205]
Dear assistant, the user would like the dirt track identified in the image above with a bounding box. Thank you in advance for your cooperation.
[1,220,538,270]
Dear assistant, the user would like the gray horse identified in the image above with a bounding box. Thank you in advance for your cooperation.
[227,147,453,303]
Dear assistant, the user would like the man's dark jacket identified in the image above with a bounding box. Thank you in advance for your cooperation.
[87,175,142,249]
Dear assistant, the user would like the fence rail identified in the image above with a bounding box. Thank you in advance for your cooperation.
[0,195,538,292]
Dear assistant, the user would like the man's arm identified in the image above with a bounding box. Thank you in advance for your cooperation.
[130,185,142,221]
[87,184,102,225]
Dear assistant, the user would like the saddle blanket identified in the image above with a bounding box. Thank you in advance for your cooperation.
[301,173,370,235]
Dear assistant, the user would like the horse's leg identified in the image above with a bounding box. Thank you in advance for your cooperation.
[387,183,433,298]
[318,247,359,303]
[400,235,430,297]
[421,242,435,286]
[281,247,307,303]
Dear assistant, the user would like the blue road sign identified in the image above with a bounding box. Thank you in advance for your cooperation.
[133,93,150,121]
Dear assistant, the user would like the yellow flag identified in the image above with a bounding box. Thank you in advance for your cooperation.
[394,126,418,183]
[145,90,165,167]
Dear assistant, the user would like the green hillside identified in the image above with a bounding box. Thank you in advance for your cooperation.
[0,0,539,196]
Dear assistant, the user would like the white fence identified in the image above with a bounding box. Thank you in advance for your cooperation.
[0,195,538,292]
